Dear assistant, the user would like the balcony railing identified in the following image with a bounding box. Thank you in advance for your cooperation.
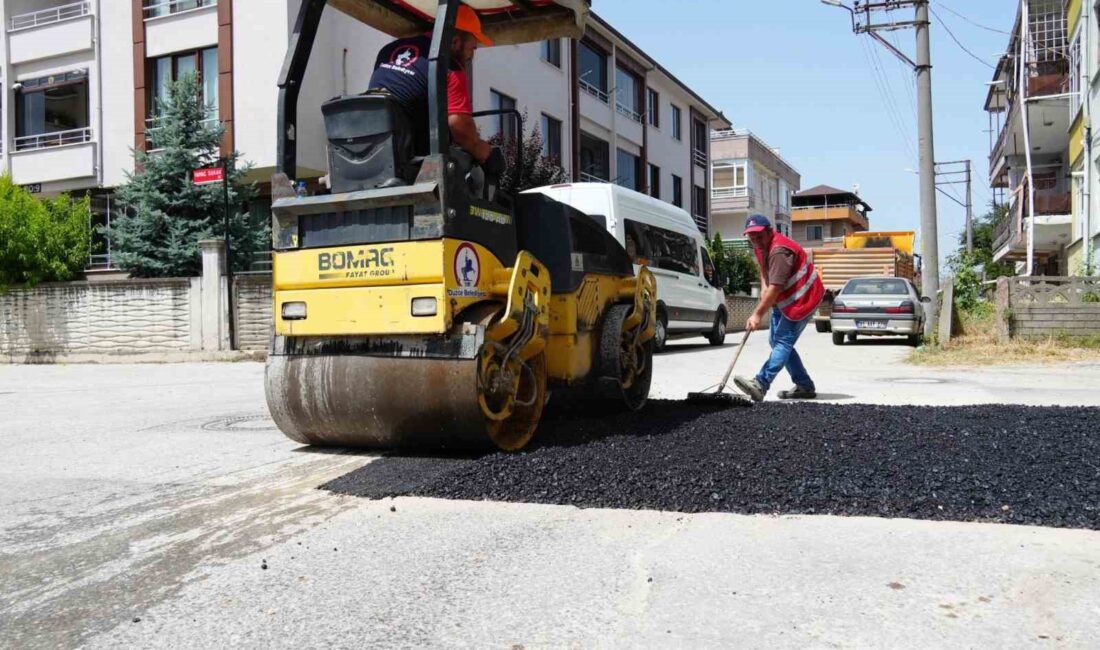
[712,186,751,199]
[578,171,607,183]
[615,103,641,123]
[143,0,217,19]
[579,80,609,104]
[13,127,93,152]
[9,1,90,31]
[692,148,708,168]
[144,114,219,148]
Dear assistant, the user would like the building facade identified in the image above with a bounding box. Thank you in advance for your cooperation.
[0,1,730,272]
[708,128,800,243]
[985,0,1074,275]
[1069,0,1100,274]
[789,184,871,249]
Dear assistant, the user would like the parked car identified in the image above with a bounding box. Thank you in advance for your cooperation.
[525,183,728,350]
[829,276,930,346]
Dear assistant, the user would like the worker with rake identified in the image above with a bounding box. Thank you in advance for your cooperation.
[734,214,825,402]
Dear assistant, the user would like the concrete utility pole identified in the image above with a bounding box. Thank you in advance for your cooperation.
[822,0,941,337]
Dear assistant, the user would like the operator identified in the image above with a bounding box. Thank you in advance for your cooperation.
[734,214,825,402]
[366,5,505,174]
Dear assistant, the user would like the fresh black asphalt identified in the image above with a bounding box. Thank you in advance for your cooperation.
[322,401,1100,530]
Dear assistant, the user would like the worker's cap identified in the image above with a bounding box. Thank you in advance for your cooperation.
[456,5,493,47]
[743,214,773,234]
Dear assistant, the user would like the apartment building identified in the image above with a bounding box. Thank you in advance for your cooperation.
[0,1,729,270]
[789,184,871,248]
[985,0,1073,275]
[1068,0,1099,274]
[709,128,801,242]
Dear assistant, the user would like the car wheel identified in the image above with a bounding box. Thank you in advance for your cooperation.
[707,313,727,346]
[908,333,923,347]
[653,311,668,352]
[847,333,857,343]
[815,320,830,333]
[832,332,845,346]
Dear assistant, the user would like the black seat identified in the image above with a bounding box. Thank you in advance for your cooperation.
[322,94,417,193]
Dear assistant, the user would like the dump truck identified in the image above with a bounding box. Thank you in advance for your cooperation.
[810,231,918,333]
[264,0,657,451]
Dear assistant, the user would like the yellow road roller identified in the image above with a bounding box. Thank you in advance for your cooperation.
[265,0,656,451]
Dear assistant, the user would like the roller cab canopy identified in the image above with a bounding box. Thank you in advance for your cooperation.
[328,0,590,45]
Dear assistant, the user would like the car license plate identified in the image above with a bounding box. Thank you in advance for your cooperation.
[857,320,887,329]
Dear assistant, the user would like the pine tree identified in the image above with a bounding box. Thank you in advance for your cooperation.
[109,74,266,277]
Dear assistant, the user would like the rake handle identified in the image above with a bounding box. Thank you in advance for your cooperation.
[716,329,752,392]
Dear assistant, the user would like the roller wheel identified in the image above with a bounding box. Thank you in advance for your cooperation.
[599,303,653,411]
[481,350,547,452]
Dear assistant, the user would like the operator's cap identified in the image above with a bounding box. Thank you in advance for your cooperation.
[456,5,493,47]
[743,214,773,234]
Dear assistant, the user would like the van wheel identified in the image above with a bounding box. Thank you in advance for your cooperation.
[815,320,830,333]
[832,332,845,346]
[653,311,668,352]
[707,312,727,346]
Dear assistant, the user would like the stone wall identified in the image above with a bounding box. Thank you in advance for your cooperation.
[725,295,769,332]
[234,274,273,351]
[996,276,1100,340]
[0,279,197,359]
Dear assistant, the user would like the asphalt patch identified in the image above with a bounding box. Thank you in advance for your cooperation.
[321,401,1100,530]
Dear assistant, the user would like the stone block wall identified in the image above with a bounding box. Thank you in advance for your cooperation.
[997,276,1100,340]
[725,295,769,332]
[234,274,273,351]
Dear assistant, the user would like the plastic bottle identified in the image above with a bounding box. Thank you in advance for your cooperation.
[295,180,308,198]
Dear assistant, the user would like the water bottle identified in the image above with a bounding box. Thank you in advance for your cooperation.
[295,180,308,198]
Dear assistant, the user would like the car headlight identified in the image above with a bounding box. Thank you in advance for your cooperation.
[281,301,307,320]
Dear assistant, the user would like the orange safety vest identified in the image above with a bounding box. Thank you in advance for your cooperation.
[753,232,825,322]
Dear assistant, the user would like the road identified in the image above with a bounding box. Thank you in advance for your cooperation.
[2,331,1099,648]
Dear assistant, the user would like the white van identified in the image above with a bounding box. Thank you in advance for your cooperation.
[524,183,728,350]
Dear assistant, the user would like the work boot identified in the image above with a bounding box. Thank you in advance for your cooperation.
[778,385,817,400]
[733,376,766,403]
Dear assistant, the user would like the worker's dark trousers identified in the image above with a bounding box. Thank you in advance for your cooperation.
[755,308,814,392]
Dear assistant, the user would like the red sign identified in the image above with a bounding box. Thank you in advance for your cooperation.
[193,167,224,185]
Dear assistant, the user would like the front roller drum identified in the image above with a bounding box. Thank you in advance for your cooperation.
[265,349,548,451]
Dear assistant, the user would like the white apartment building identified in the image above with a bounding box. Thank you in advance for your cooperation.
[0,1,729,271]
[709,128,801,243]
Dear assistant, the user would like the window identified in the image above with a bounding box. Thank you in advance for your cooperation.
[578,41,608,101]
[843,278,910,295]
[15,70,91,150]
[807,225,824,240]
[646,88,660,128]
[672,174,683,207]
[541,114,562,161]
[712,161,748,195]
[579,131,610,181]
[541,39,562,68]
[616,148,641,191]
[625,218,699,276]
[490,89,517,142]
[779,179,790,213]
[87,193,120,270]
[648,164,660,199]
[670,104,682,140]
[700,247,717,285]
[692,118,708,164]
[149,47,218,124]
[1070,32,1083,113]
[615,66,641,122]
[693,184,707,219]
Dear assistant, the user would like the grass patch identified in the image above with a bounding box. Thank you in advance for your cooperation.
[910,304,1100,367]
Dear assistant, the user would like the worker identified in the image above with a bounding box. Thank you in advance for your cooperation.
[367,5,505,174]
[734,214,825,402]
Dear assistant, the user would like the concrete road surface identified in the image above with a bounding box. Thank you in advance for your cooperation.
[2,330,1099,648]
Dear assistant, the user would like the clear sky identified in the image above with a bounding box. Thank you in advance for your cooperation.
[594,0,1012,262]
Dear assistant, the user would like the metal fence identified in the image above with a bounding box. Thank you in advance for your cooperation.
[9,1,90,31]
[13,127,92,152]
[143,0,217,19]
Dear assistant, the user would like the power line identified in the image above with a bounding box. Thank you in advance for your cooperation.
[933,1,1011,36]
[861,37,918,165]
[930,7,996,69]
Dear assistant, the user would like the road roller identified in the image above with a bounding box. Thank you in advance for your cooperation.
[264,0,656,451]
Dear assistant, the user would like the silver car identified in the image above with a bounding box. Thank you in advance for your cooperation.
[829,276,930,346]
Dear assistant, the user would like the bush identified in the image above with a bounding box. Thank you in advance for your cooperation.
[707,233,758,295]
[0,176,90,290]
[487,118,568,195]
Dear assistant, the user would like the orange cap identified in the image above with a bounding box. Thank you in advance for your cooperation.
[456,4,493,47]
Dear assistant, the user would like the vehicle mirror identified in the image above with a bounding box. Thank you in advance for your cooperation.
[920,296,933,303]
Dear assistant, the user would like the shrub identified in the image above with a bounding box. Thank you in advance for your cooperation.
[0,176,90,290]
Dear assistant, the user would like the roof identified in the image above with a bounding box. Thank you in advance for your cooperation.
[794,184,850,198]
[587,13,730,126]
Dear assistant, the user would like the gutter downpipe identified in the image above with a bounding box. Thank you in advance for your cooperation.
[94,0,105,187]
[1085,0,1095,273]
[1020,0,1037,276]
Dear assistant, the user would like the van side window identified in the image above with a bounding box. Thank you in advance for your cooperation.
[648,226,698,276]
[623,218,651,265]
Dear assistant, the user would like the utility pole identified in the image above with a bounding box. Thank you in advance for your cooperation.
[965,160,972,253]
[823,0,940,337]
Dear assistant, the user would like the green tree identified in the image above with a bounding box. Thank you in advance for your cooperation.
[487,116,568,194]
[948,203,1014,310]
[109,73,265,277]
[707,233,758,295]
[0,176,90,290]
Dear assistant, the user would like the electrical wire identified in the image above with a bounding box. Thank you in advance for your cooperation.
[933,1,1011,36]
[860,36,919,166]
[930,6,997,69]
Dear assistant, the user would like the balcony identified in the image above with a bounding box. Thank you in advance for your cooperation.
[711,186,754,214]
[692,148,707,169]
[10,128,96,185]
[7,2,93,65]
[993,180,1072,263]
[144,0,218,58]
[791,205,870,230]
[143,0,217,19]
